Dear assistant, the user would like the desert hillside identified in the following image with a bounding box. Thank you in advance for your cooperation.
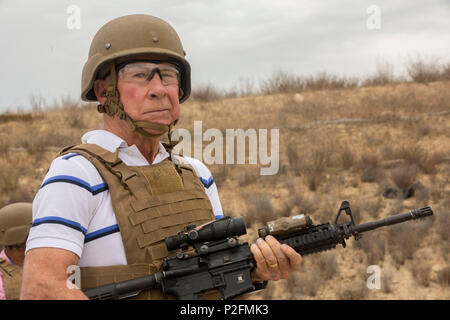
[0,80,449,299]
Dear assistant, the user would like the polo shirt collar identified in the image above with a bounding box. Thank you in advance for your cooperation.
[81,130,169,165]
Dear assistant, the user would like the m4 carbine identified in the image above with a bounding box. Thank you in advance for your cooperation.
[83,200,433,300]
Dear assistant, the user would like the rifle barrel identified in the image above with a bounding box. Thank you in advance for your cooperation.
[352,206,433,234]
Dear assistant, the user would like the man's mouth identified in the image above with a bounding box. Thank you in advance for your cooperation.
[143,108,170,114]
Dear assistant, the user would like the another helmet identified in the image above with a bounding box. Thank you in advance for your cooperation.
[81,14,191,103]
[0,202,33,246]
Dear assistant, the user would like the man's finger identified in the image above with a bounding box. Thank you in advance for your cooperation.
[255,238,281,280]
[280,244,303,269]
[265,236,291,279]
[250,243,269,279]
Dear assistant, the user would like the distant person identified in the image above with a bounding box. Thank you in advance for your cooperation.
[21,14,302,299]
[0,202,32,300]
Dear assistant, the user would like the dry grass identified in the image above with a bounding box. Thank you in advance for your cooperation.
[387,219,434,267]
[411,264,432,287]
[390,165,419,189]
[436,265,450,288]
[190,56,450,102]
[1,73,449,300]
[353,232,386,265]
[337,278,368,300]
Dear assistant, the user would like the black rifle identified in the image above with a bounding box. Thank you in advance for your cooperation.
[83,201,433,300]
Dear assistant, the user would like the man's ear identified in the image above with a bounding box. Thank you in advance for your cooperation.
[94,79,107,104]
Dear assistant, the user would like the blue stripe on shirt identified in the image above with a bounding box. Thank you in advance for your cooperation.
[40,175,108,195]
[84,224,120,243]
[62,153,80,160]
[32,216,88,235]
[200,176,214,189]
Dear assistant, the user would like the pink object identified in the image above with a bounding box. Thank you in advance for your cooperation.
[0,249,12,300]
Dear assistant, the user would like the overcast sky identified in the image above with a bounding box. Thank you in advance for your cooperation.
[0,0,449,112]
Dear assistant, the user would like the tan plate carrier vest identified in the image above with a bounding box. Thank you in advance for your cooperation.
[0,258,22,300]
[59,143,217,299]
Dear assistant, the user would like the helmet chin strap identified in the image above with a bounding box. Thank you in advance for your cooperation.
[97,62,178,143]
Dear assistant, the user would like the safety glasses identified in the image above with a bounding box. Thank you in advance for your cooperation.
[118,62,180,86]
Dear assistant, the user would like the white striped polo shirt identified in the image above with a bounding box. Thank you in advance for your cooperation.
[26,130,223,267]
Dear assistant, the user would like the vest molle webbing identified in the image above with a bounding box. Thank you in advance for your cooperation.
[59,143,217,299]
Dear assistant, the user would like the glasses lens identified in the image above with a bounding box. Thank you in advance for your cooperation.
[119,62,179,86]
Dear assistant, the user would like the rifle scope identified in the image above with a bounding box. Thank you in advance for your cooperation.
[165,216,247,251]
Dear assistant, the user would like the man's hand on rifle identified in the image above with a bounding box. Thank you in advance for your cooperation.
[250,235,302,282]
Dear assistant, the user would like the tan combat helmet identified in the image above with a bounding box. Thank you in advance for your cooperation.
[81,14,190,140]
[0,203,33,247]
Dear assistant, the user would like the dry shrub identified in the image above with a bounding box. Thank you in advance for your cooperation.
[406,56,444,84]
[340,145,356,170]
[304,169,325,192]
[419,152,445,174]
[210,164,228,187]
[337,278,368,300]
[281,97,302,114]
[360,198,384,219]
[53,95,87,129]
[436,265,450,287]
[394,144,443,174]
[64,106,86,129]
[313,195,340,223]
[286,143,301,175]
[190,83,224,101]
[436,208,450,242]
[17,129,76,153]
[0,137,10,155]
[244,193,278,225]
[237,172,259,186]
[411,264,431,287]
[382,269,394,293]
[390,165,419,189]
[286,269,322,298]
[441,63,450,80]
[303,72,358,91]
[0,112,34,124]
[259,70,358,95]
[416,123,432,138]
[359,153,383,183]
[391,144,425,164]
[363,58,396,86]
[380,144,396,161]
[7,187,36,204]
[279,192,318,217]
[315,251,339,280]
[0,156,21,193]
[353,233,386,265]
[259,70,305,94]
[360,153,381,168]
[303,147,331,191]
[387,219,433,267]
[413,184,430,207]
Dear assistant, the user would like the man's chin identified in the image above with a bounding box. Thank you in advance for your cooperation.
[143,128,166,137]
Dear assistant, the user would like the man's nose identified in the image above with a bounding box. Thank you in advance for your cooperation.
[146,69,166,98]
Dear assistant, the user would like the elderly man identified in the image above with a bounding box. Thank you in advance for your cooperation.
[21,14,301,300]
